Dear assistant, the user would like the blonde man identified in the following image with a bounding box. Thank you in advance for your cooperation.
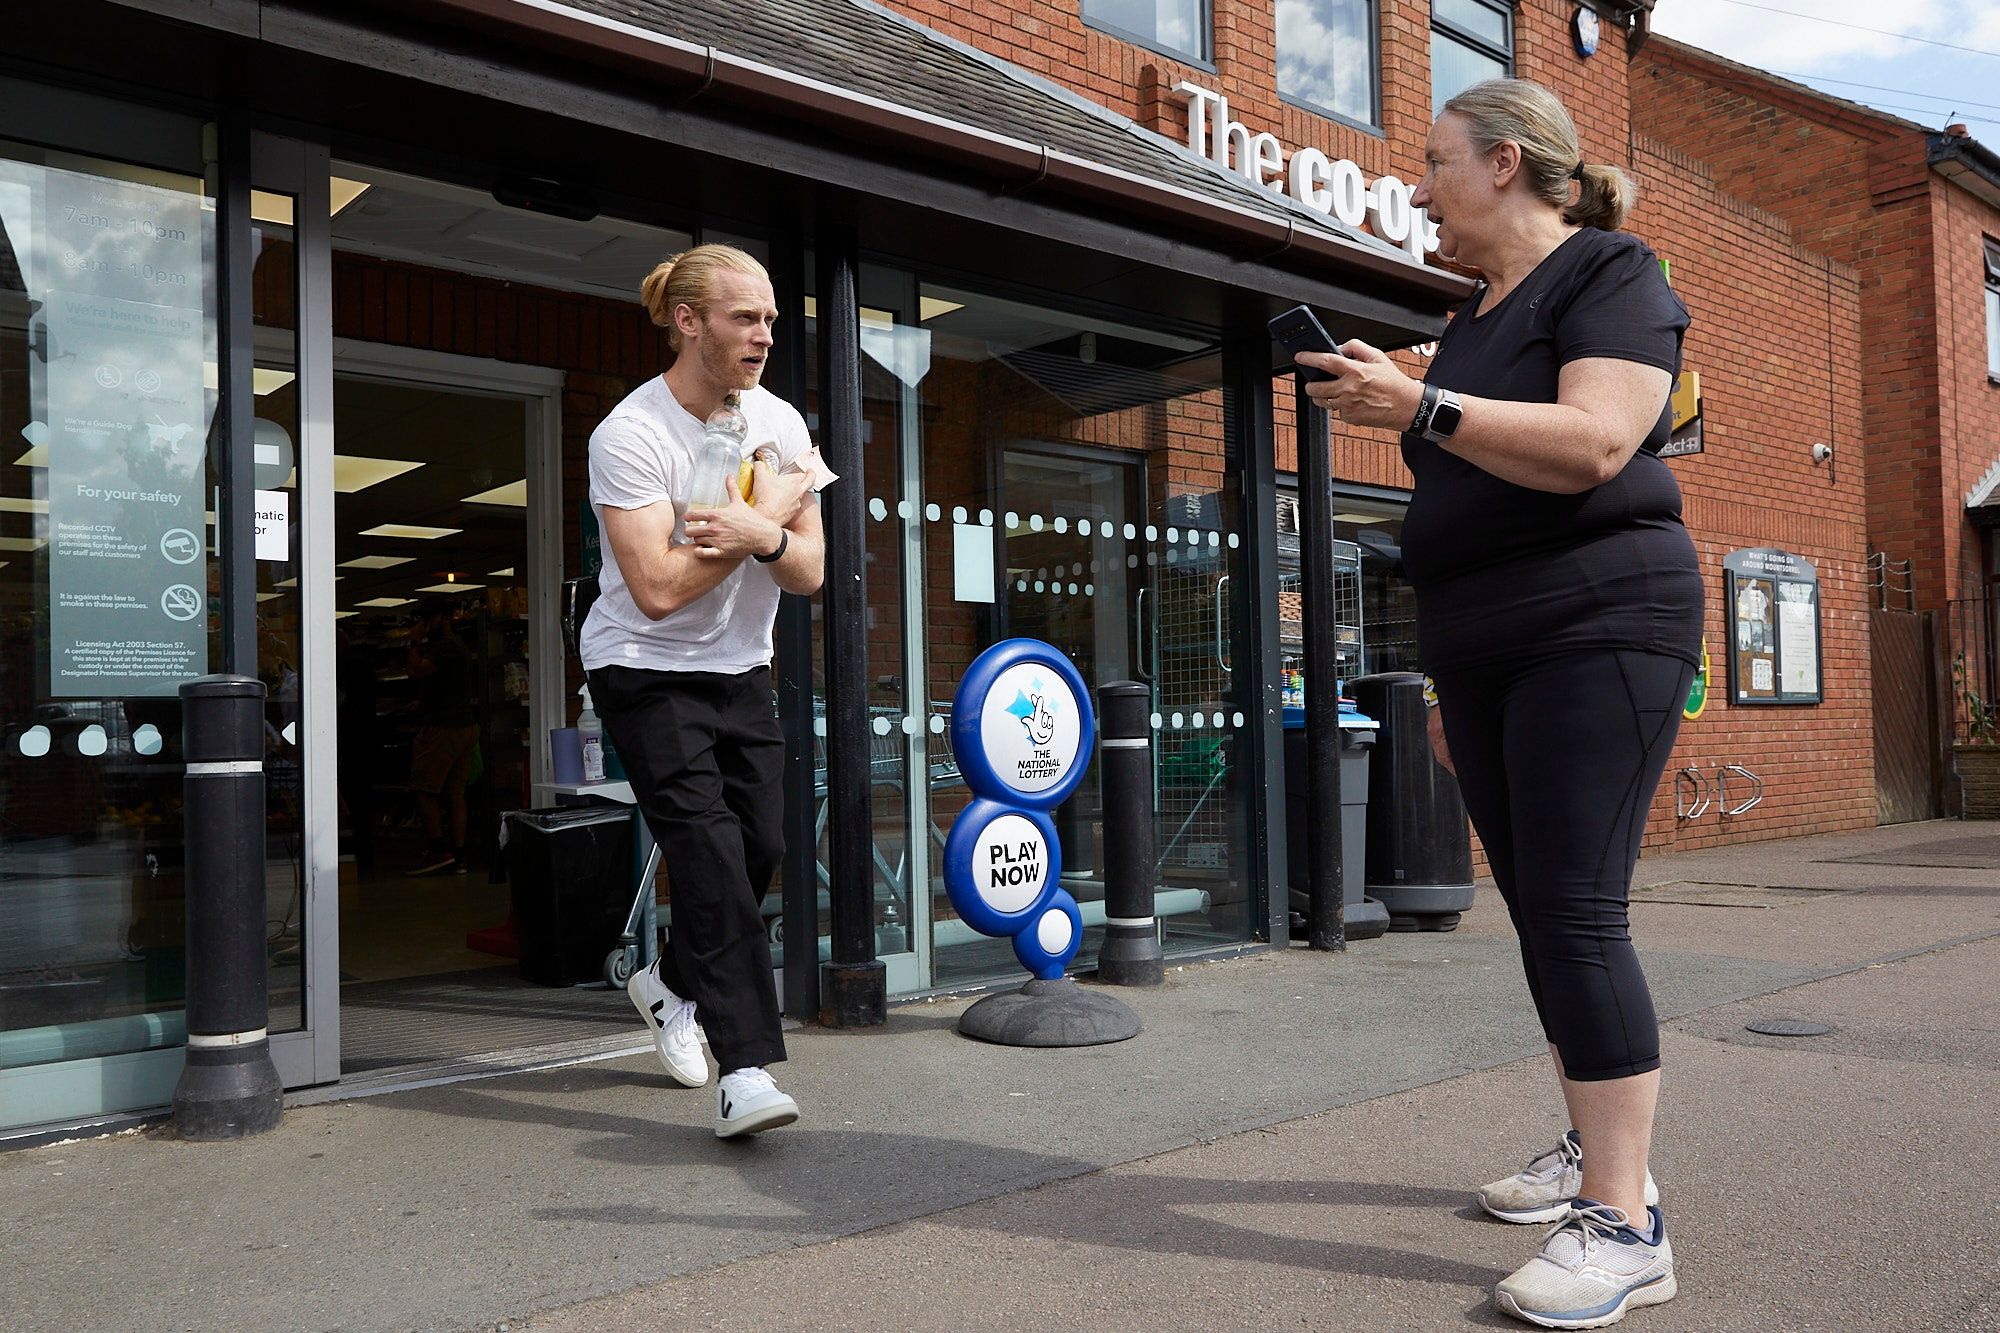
[583,244,822,1137]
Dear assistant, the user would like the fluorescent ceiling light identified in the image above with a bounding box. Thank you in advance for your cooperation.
[14,447,47,468]
[340,554,414,569]
[488,566,516,577]
[920,296,965,321]
[331,178,371,215]
[462,479,527,507]
[200,364,298,395]
[256,591,282,602]
[356,596,415,608]
[251,191,293,226]
[0,497,48,514]
[274,577,297,589]
[416,582,484,594]
[359,523,460,540]
[0,536,46,551]
[803,295,899,330]
[333,456,424,493]
[1332,511,1395,523]
[334,610,357,620]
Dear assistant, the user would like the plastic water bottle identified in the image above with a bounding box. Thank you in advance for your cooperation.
[578,683,605,783]
[687,394,747,510]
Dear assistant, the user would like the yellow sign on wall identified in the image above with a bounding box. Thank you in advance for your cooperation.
[1670,371,1701,432]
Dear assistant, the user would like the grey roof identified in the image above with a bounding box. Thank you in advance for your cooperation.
[568,0,1406,260]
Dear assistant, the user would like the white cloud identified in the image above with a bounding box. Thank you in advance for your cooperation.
[1650,0,1969,74]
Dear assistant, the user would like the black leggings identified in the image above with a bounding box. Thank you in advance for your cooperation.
[1432,649,1693,1082]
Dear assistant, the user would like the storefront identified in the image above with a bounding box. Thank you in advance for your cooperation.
[0,0,1466,1137]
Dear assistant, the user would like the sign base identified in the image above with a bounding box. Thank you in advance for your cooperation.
[957,977,1142,1047]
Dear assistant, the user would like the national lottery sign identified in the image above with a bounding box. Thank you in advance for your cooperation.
[944,639,1096,980]
[950,638,1094,811]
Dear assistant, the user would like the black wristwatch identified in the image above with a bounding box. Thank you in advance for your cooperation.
[1410,383,1465,444]
[754,528,789,564]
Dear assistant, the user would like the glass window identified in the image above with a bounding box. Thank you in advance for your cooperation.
[916,286,1252,985]
[1431,0,1512,114]
[1985,239,2000,380]
[1277,0,1379,128]
[1082,0,1209,64]
[0,135,220,1124]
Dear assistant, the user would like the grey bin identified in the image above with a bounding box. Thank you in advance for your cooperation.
[1282,706,1390,940]
[1348,672,1477,931]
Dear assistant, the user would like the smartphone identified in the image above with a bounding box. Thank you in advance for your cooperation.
[1266,304,1343,382]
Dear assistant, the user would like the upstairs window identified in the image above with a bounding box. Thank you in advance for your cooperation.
[1278,0,1380,130]
[1432,0,1513,114]
[1082,0,1210,65]
[1986,238,2000,381]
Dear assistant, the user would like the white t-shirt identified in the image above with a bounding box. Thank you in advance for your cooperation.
[581,378,812,675]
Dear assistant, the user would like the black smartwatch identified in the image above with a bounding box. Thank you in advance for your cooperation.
[754,529,789,564]
[1410,383,1465,444]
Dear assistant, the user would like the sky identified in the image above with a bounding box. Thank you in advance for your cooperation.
[1648,0,2000,141]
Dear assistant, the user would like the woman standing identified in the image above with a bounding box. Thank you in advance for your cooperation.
[1297,79,1699,1329]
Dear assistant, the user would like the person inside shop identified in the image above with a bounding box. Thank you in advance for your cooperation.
[1293,79,1700,1329]
[583,243,824,1138]
[405,601,480,876]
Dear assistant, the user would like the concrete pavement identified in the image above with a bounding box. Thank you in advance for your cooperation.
[3,819,1996,1332]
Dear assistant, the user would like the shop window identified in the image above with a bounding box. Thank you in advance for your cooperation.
[1277,0,1380,130]
[1985,237,2000,382]
[1276,488,1418,679]
[1082,0,1211,66]
[1431,0,1513,114]
[0,133,221,1125]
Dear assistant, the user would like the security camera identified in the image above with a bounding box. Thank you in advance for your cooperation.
[1811,442,1834,463]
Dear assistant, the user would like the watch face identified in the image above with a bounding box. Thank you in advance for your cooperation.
[1574,6,1601,57]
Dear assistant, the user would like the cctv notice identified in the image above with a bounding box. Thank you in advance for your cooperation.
[34,166,213,696]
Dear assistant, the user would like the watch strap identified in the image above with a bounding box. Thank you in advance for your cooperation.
[1409,382,1441,437]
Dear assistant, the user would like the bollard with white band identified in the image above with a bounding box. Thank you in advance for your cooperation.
[947,639,1141,1047]
[172,674,284,1140]
[1095,681,1164,986]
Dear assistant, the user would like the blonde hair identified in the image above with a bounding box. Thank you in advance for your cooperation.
[640,243,770,352]
[1441,79,1635,231]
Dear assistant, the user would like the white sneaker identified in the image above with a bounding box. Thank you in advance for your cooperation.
[1480,1131,1660,1224]
[1494,1202,1677,1329]
[626,964,707,1088]
[715,1067,798,1138]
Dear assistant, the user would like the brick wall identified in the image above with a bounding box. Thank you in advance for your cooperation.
[1629,136,1872,848]
[1634,40,2000,615]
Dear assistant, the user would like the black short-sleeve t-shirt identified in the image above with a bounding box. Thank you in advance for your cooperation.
[1400,227,1703,673]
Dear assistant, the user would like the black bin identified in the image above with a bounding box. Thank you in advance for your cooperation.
[1282,705,1391,939]
[499,805,632,986]
[1348,672,1477,931]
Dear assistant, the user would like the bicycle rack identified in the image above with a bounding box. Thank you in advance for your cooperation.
[1675,767,1712,820]
[1716,764,1764,816]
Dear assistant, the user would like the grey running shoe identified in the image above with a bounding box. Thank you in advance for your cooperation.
[1480,1131,1659,1224]
[1494,1202,1677,1329]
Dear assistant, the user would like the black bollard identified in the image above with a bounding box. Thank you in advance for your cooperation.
[172,674,283,1140]
[1096,682,1164,986]
[1295,381,1344,951]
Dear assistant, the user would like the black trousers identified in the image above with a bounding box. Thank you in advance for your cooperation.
[1431,649,1694,1082]
[587,663,787,1073]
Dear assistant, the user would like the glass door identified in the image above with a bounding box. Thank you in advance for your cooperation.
[247,133,339,1088]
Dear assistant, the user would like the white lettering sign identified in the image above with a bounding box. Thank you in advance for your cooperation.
[1172,82,1441,261]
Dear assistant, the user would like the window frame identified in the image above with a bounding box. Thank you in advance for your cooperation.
[1276,0,1385,136]
[1984,237,2000,384]
[1080,0,1216,69]
[1430,0,1515,112]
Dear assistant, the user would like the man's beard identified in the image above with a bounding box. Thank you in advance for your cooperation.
[699,333,762,391]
